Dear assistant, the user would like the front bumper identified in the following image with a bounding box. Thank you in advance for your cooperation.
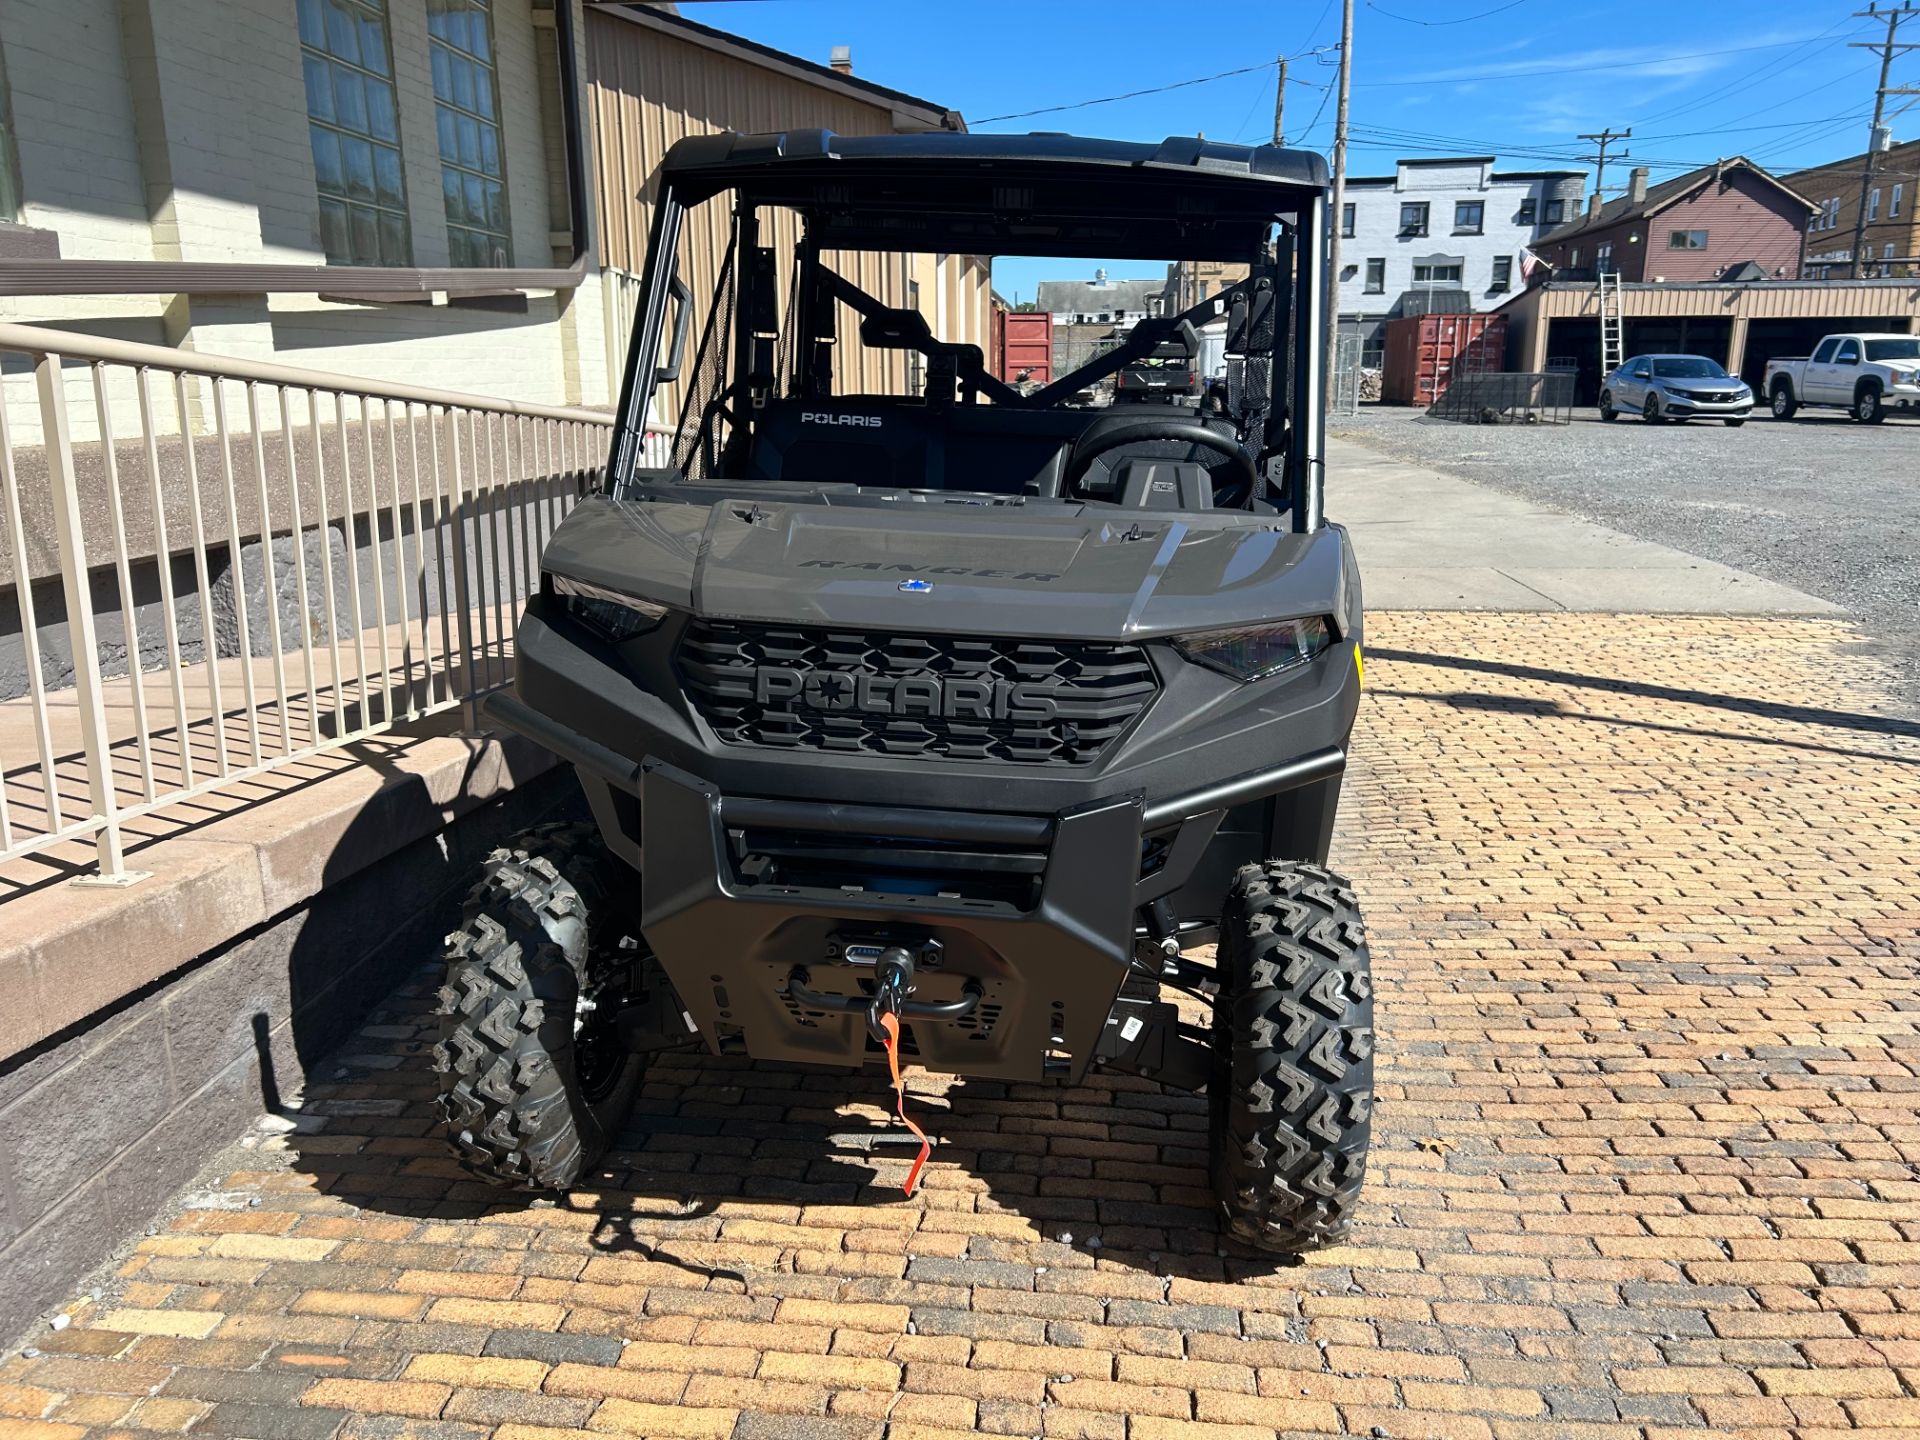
[1662,391,1752,416]
[488,693,1343,1081]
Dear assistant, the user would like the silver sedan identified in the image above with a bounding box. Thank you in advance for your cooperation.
[1600,354,1753,426]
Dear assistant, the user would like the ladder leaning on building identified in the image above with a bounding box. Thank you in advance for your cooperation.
[1598,268,1625,376]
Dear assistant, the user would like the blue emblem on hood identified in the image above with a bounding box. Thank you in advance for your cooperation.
[898,578,933,593]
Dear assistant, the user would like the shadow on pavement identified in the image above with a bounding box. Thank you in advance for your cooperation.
[260,752,1293,1285]
[1370,645,1920,744]
[266,1021,1293,1284]
[1380,687,1920,767]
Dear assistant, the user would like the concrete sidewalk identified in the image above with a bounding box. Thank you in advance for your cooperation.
[1329,436,1841,614]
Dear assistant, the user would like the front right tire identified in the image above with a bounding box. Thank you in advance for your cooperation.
[1210,861,1375,1253]
[1642,395,1666,424]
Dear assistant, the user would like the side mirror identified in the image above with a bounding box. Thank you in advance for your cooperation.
[655,275,692,384]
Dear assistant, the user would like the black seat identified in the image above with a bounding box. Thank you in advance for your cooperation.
[747,399,1076,495]
[745,399,934,488]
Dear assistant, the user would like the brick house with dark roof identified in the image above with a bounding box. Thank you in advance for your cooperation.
[1531,158,1816,283]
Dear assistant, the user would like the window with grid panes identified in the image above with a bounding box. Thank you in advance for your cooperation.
[298,0,410,265]
[429,0,511,266]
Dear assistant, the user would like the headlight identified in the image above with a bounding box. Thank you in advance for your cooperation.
[1171,616,1335,682]
[550,573,670,644]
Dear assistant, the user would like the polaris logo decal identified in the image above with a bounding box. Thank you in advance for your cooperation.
[800,412,883,427]
[797,559,1061,582]
[751,667,1060,722]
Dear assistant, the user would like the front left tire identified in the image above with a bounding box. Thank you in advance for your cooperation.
[1210,861,1375,1253]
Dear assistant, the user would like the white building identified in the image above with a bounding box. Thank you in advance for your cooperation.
[1335,157,1585,349]
[1035,271,1167,327]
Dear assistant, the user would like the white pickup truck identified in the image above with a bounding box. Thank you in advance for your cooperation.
[1764,332,1920,423]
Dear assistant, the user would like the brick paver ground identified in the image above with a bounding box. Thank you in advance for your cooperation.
[5,612,1918,1440]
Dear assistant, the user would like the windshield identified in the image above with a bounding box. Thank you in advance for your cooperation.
[1651,357,1727,379]
[1865,338,1920,362]
[614,181,1316,516]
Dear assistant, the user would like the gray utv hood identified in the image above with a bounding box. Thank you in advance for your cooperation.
[542,494,1354,640]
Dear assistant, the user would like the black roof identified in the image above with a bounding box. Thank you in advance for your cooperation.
[659,131,1328,260]
[663,130,1327,186]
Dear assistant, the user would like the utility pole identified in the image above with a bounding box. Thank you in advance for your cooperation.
[1577,127,1631,199]
[1325,0,1354,378]
[1849,2,1920,279]
[1272,56,1288,146]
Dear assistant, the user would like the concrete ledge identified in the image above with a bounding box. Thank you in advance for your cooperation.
[1,724,558,1062]
[0,755,574,1337]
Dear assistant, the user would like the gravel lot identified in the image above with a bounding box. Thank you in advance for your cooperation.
[1331,404,1920,712]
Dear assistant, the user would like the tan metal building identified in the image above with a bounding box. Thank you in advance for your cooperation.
[585,4,992,414]
[1497,277,1920,399]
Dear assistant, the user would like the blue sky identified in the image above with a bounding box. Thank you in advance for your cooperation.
[682,0,1904,301]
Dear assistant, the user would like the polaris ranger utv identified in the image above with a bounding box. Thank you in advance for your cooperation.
[436,130,1373,1252]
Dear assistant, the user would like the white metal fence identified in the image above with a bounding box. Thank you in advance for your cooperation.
[0,322,618,883]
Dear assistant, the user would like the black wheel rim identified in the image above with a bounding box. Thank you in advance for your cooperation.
[573,957,636,1102]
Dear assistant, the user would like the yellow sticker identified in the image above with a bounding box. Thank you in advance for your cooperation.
[1354,642,1364,688]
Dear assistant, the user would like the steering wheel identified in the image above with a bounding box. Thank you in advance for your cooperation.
[1063,420,1259,508]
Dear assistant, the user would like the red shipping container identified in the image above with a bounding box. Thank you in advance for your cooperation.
[997,311,1053,386]
[1381,313,1507,407]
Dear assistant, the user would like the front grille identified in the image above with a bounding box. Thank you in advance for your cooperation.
[679,619,1158,765]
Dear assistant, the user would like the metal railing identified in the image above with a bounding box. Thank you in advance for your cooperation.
[1426,371,1575,425]
[0,321,619,883]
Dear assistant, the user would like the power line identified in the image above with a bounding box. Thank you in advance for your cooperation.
[1627,16,1865,127]
[1365,0,1530,24]
[974,49,1336,125]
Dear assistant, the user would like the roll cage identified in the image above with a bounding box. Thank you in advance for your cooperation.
[606,130,1330,531]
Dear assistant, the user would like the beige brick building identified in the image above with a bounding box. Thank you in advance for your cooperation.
[0,0,612,410]
[0,0,984,423]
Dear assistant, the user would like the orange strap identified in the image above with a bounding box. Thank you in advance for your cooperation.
[877,1011,931,1197]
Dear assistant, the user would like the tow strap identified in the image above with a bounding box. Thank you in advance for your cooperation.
[876,1011,930,1197]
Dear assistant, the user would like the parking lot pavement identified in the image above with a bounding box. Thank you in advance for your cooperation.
[1333,407,1920,714]
[6,610,1920,1439]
